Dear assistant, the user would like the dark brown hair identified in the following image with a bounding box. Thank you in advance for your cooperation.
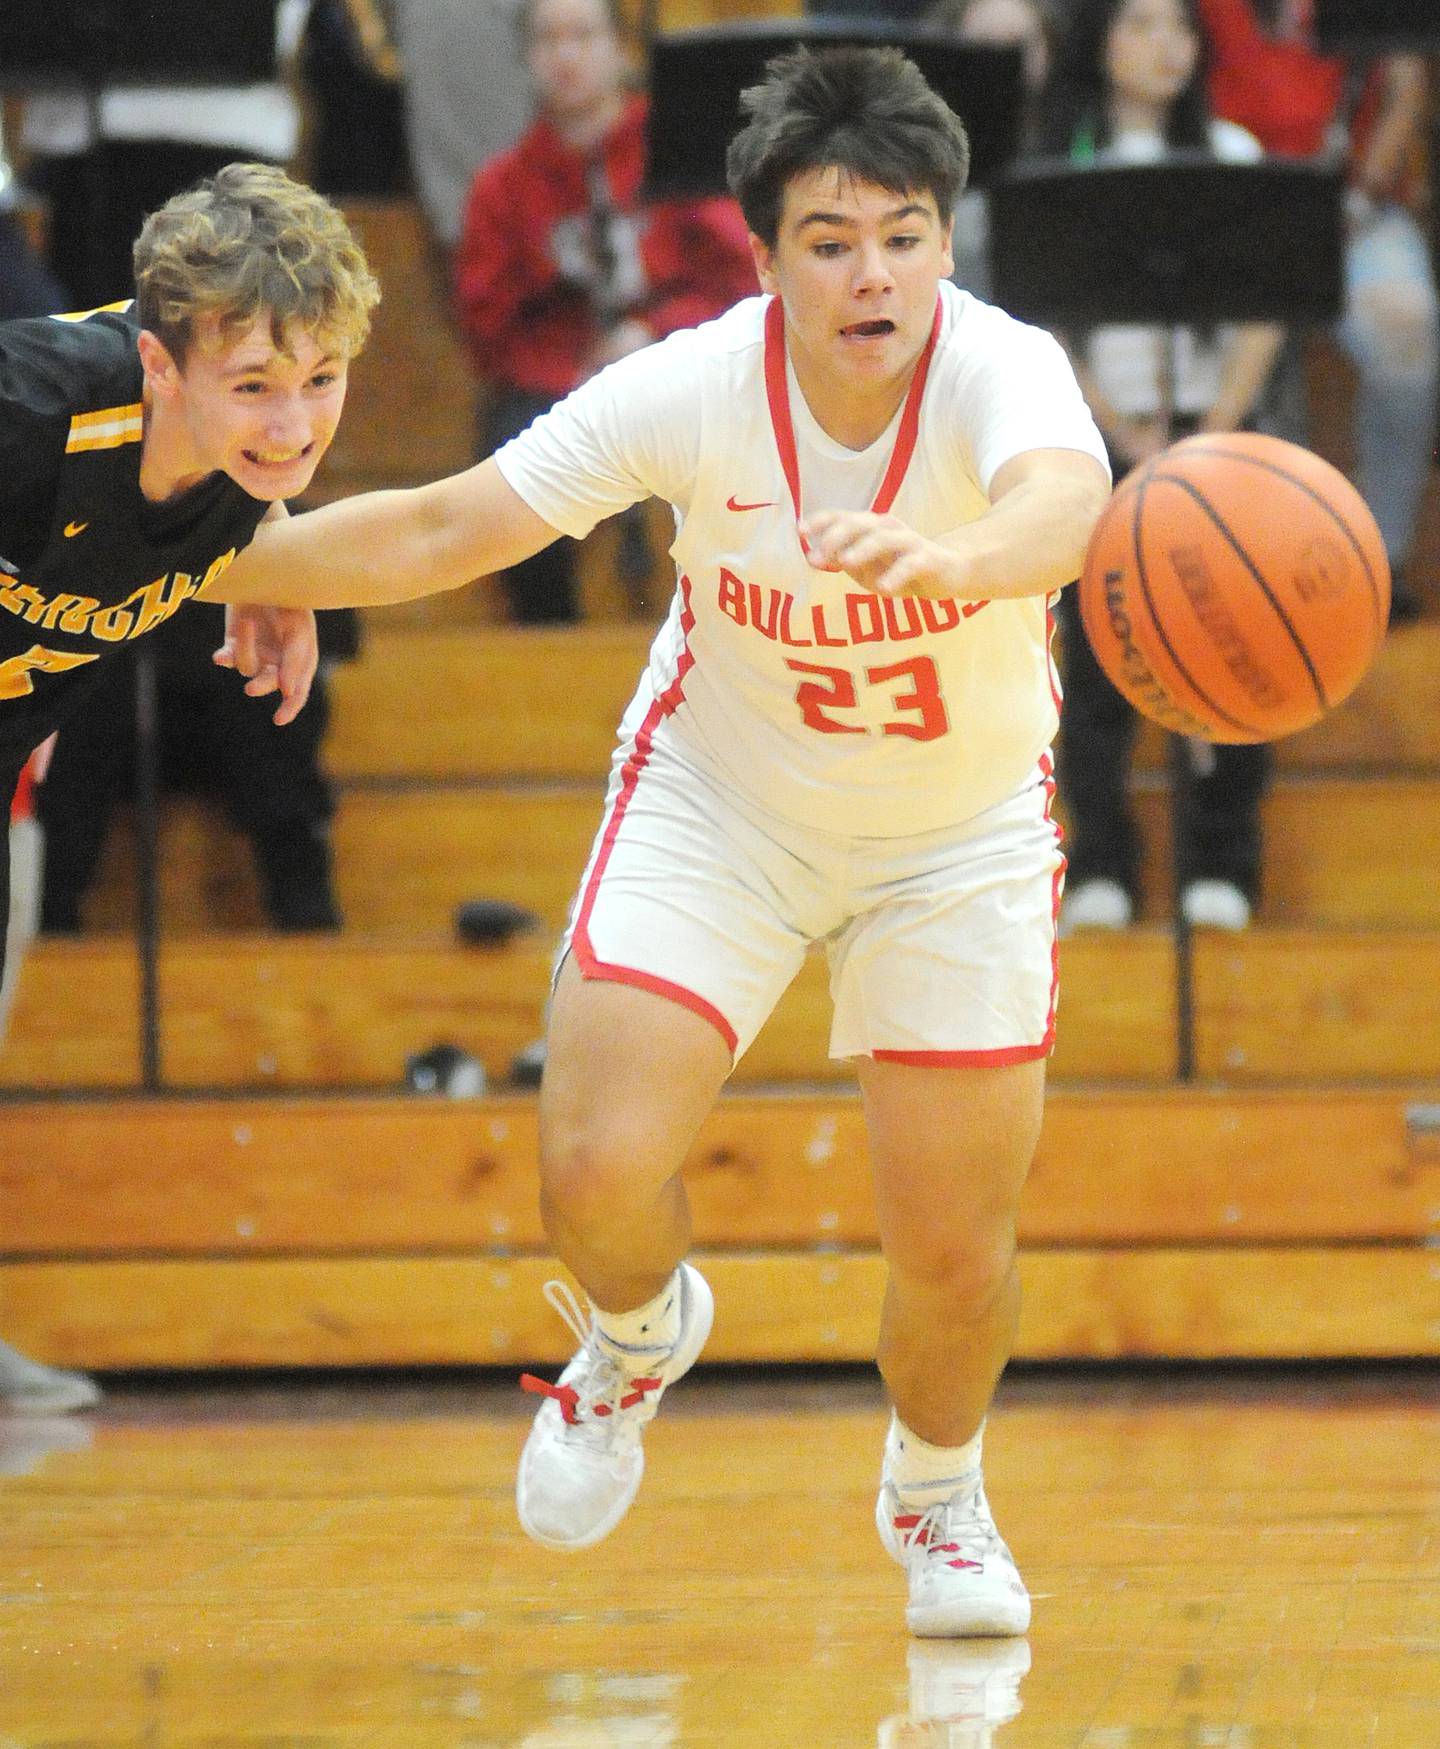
[725,46,971,247]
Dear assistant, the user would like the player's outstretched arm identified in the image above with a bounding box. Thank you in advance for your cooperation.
[801,448,1110,602]
[199,459,563,610]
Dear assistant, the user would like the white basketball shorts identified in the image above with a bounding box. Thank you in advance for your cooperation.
[560,737,1065,1066]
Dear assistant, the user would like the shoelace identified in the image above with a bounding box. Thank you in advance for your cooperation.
[519,1279,662,1431]
[892,1491,998,1574]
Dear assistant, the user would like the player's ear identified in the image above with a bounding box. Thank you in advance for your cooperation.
[137,328,183,398]
[939,214,955,280]
[749,232,779,297]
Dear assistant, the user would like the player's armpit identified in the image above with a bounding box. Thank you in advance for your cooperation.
[198,459,564,610]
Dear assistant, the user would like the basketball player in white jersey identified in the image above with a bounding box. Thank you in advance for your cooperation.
[207,45,1111,1637]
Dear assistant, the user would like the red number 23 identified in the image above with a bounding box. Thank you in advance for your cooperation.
[786,655,950,742]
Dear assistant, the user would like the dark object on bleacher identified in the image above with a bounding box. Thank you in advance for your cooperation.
[405,1042,487,1098]
[454,899,541,946]
[510,1038,547,1089]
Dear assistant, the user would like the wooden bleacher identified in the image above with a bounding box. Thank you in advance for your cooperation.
[1,192,1437,1368]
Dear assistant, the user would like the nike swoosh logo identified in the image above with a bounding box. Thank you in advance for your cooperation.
[64,520,89,538]
[726,495,776,513]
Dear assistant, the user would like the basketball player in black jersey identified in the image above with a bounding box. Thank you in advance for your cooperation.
[0,162,379,1410]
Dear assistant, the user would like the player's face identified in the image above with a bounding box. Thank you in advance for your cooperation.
[526,0,625,120]
[156,314,350,501]
[751,171,954,414]
[1106,0,1200,112]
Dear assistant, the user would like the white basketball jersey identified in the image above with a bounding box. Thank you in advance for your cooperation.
[496,282,1107,836]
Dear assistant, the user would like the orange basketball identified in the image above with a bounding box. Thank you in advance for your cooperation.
[1076,432,1391,743]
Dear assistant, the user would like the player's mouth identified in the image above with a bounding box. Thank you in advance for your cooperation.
[840,319,897,341]
[243,444,315,469]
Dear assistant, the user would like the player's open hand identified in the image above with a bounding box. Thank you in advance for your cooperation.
[213,602,319,726]
[799,511,958,599]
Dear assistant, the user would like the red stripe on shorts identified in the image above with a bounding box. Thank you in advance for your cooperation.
[570,578,740,1056]
[872,1042,1053,1067]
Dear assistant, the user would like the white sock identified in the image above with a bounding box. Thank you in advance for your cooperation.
[592,1272,683,1369]
[887,1412,984,1502]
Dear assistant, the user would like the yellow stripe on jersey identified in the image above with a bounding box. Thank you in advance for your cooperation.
[66,403,144,453]
[50,300,135,323]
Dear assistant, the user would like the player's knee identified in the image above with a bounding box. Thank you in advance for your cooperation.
[538,1119,651,1228]
[886,1224,1018,1318]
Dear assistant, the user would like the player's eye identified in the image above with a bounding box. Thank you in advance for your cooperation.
[309,372,339,389]
[813,240,846,258]
[889,233,922,251]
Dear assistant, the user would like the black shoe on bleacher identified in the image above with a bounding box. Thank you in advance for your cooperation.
[455,899,541,946]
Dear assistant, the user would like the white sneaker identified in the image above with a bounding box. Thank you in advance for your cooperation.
[876,1639,1032,1747]
[0,1338,101,1416]
[877,1476,1031,1639]
[516,1264,714,1551]
[1058,877,1133,935]
[1181,879,1251,930]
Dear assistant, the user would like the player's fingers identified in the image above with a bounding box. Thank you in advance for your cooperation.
[243,664,281,698]
[799,512,865,566]
[873,552,931,598]
[212,639,238,670]
[229,613,262,677]
[275,629,317,725]
[843,531,903,570]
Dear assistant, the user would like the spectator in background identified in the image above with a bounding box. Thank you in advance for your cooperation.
[932,0,1058,113]
[1037,0,1286,933]
[390,0,531,255]
[18,0,313,307]
[1197,0,1439,623]
[453,0,757,624]
[0,151,67,322]
[928,0,1063,296]
[301,0,411,199]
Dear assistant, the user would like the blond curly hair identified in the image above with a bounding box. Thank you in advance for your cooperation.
[133,162,380,363]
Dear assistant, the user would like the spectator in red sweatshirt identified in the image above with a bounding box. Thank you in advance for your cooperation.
[454,0,757,623]
[1196,0,1438,623]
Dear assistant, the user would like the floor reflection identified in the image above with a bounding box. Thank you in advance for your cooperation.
[0,1368,1435,1745]
[0,1412,93,1479]
[876,1640,1031,1747]
[517,1672,685,1745]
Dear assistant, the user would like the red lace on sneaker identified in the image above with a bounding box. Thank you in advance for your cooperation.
[520,1372,662,1426]
[893,1511,983,1572]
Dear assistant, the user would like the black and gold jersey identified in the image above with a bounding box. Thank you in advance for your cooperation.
[0,304,268,754]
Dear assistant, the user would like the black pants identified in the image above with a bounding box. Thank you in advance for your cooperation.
[1055,572,1271,903]
[36,604,337,931]
[483,387,582,624]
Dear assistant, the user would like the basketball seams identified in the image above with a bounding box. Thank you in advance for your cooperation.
[1129,470,1267,738]
[1166,444,1386,629]
[1148,471,1330,712]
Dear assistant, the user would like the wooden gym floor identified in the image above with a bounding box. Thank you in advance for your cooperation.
[0,1362,1435,1746]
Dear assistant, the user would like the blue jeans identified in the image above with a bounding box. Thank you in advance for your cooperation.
[1335,203,1440,568]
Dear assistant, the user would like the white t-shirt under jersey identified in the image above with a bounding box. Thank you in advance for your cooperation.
[496,280,1107,837]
